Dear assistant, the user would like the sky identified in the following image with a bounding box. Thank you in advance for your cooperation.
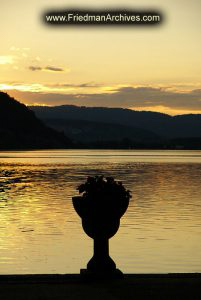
[0,0,201,115]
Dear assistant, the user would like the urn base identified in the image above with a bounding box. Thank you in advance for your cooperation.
[80,268,124,280]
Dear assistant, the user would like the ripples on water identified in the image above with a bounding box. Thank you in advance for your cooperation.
[0,150,201,274]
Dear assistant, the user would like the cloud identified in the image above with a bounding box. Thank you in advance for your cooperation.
[0,81,100,93]
[10,47,20,51]
[10,46,30,51]
[44,66,64,72]
[79,83,101,88]
[0,55,15,65]
[29,66,42,71]
[47,82,102,88]
[28,65,66,72]
[2,83,201,114]
[110,86,201,110]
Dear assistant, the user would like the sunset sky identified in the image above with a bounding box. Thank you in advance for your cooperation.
[0,0,201,115]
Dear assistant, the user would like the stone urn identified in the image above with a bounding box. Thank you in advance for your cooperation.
[72,176,131,278]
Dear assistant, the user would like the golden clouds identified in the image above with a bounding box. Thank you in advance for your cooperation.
[0,56,15,65]
[28,65,69,73]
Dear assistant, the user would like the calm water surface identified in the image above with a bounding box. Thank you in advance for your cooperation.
[0,149,201,274]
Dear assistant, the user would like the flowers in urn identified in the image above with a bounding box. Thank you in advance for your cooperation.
[75,175,131,219]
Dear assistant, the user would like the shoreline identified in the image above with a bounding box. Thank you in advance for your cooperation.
[0,273,201,300]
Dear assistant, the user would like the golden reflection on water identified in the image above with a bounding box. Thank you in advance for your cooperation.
[0,150,201,274]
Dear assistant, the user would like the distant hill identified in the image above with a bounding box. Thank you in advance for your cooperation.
[30,105,201,139]
[30,105,168,136]
[0,92,71,150]
[42,118,161,148]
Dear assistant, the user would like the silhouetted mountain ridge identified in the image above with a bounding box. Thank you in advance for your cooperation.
[0,92,71,149]
[30,105,201,139]
[1,92,200,150]
[44,118,159,146]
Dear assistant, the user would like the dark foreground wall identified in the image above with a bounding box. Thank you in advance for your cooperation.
[0,274,200,300]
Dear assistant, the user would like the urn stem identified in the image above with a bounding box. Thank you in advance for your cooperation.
[94,238,109,258]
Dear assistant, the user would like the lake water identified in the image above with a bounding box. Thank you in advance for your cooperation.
[0,149,201,274]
